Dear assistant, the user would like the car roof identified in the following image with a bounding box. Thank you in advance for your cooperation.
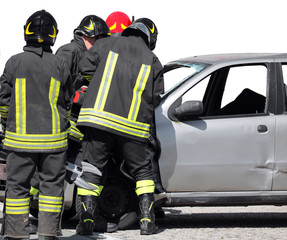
[166,53,287,66]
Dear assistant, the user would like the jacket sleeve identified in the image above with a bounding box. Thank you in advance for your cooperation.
[61,60,74,121]
[79,46,100,76]
[0,57,14,129]
[152,57,164,108]
[56,45,74,71]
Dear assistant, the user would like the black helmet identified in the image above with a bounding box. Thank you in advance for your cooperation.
[122,18,158,50]
[74,15,110,37]
[24,10,58,46]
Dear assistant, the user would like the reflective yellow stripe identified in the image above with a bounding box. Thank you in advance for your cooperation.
[39,203,62,213]
[78,108,150,139]
[83,75,92,82]
[5,130,67,141]
[136,180,155,188]
[80,109,149,131]
[15,78,26,134]
[84,219,94,223]
[39,195,63,204]
[67,109,71,120]
[6,197,30,206]
[0,106,8,118]
[77,183,103,197]
[69,120,83,140]
[49,78,61,134]
[140,218,151,222]
[149,201,154,211]
[5,197,30,215]
[30,186,39,196]
[128,64,151,120]
[38,195,62,213]
[94,51,118,111]
[6,206,29,214]
[135,180,155,196]
[4,130,68,150]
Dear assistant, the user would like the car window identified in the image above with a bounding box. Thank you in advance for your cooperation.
[182,75,210,102]
[281,64,287,85]
[163,63,207,97]
[221,65,266,108]
[181,65,267,117]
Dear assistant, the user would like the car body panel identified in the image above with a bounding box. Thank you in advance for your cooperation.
[156,114,275,192]
[272,115,287,190]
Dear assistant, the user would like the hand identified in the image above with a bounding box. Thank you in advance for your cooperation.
[73,86,88,106]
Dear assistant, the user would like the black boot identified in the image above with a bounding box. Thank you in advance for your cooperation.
[76,195,97,235]
[93,214,118,233]
[139,193,157,235]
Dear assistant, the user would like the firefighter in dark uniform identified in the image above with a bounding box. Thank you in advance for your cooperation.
[56,14,111,154]
[0,10,73,240]
[76,18,164,235]
[28,14,116,233]
[56,14,117,233]
[27,16,109,184]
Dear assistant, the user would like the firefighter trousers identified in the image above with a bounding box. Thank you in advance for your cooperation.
[80,127,153,186]
[4,151,66,238]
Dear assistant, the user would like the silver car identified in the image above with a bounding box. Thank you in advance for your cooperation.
[2,53,287,229]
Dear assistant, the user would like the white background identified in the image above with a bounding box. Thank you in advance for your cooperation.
[0,0,286,72]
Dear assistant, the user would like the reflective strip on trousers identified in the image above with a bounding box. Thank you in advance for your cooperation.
[39,195,63,213]
[135,180,155,196]
[77,183,103,197]
[5,197,30,214]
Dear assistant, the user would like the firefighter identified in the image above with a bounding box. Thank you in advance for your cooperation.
[28,14,116,233]
[106,11,132,36]
[106,11,166,221]
[76,18,164,235]
[56,15,117,233]
[0,10,73,240]
[60,15,110,145]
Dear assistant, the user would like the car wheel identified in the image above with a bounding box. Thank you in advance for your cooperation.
[75,164,139,230]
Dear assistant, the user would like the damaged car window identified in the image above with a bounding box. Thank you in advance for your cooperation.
[163,63,207,97]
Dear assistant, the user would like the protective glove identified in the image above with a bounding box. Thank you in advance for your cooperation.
[73,86,88,107]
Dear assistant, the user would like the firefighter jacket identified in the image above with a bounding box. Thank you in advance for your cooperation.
[0,45,73,153]
[56,34,88,142]
[77,36,164,142]
[56,34,88,85]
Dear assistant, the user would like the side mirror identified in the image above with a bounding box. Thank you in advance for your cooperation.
[173,100,203,120]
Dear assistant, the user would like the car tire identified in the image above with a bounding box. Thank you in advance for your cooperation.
[75,162,139,230]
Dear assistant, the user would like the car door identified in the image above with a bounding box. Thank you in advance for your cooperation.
[272,61,287,190]
[156,63,276,192]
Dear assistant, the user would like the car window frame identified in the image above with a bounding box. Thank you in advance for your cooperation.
[167,62,278,122]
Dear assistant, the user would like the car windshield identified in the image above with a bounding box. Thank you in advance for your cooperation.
[162,62,208,98]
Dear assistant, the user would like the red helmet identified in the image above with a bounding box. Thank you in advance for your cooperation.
[106,11,131,36]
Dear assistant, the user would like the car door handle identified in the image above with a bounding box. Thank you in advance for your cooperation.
[257,125,268,133]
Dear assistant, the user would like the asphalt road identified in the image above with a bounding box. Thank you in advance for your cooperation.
[1,205,287,239]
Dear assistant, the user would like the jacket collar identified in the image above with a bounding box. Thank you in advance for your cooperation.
[72,34,87,50]
[23,44,52,56]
